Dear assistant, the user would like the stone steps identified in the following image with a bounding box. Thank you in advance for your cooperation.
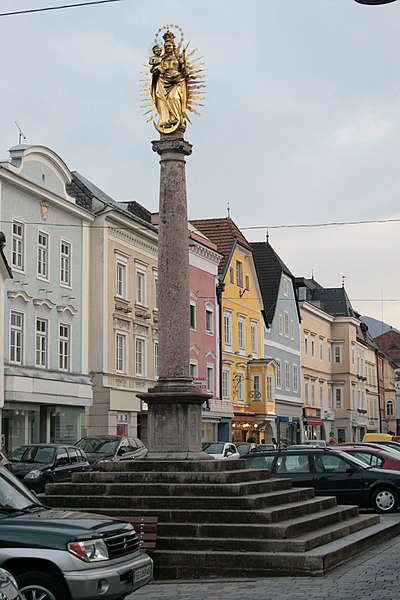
[42,460,400,578]
[43,476,292,498]
[44,486,317,511]
[152,520,399,579]
[156,512,379,552]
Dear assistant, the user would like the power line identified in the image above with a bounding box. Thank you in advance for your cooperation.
[0,0,124,18]
[240,217,400,231]
[2,215,400,232]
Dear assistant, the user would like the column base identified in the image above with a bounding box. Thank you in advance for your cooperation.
[138,385,213,460]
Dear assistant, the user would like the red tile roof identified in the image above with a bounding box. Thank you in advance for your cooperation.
[190,218,251,276]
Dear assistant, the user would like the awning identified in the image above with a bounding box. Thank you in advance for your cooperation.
[305,420,321,426]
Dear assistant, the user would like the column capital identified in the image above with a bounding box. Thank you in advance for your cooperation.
[152,138,193,158]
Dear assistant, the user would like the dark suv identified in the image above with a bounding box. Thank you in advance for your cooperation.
[9,444,91,493]
[75,435,147,470]
[0,465,152,599]
[241,447,400,513]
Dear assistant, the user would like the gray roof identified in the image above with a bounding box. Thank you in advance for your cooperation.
[251,240,300,326]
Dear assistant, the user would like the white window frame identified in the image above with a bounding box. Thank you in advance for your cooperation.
[10,311,24,364]
[275,360,281,389]
[293,363,298,393]
[60,240,72,287]
[284,311,289,337]
[328,385,333,409]
[206,364,214,394]
[267,374,274,401]
[334,345,341,364]
[205,306,214,335]
[59,323,71,371]
[224,311,232,349]
[222,369,230,399]
[37,230,49,280]
[115,331,127,374]
[335,388,343,409]
[135,268,146,307]
[116,259,128,299]
[290,320,295,340]
[236,372,244,402]
[283,277,289,297]
[311,382,316,406]
[35,317,48,368]
[386,399,394,417]
[285,362,290,391]
[12,219,25,272]
[153,274,159,311]
[135,337,146,377]
[236,260,243,288]
[238,317,245,351]
[154,341,159,379]
[250,321,257,355]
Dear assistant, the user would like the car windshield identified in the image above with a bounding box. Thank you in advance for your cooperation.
[0,466,43,511]
[9,446,55,464]
[203,443,224,454]
[76,438,119,454]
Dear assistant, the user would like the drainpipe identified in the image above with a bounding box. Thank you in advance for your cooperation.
[216,281,225,402]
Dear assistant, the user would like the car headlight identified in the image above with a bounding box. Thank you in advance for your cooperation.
[24,469,42,480]
[68,539,109,562]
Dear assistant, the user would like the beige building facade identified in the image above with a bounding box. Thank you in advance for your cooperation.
[71,175,159,442]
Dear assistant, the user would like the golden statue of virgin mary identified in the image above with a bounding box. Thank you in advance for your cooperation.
[142,25,205,134]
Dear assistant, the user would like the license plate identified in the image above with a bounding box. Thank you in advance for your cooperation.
[133,565,152,584]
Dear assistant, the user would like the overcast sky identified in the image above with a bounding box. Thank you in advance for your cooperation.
[1,0,400,329]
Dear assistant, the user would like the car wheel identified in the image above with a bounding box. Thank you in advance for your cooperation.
[16,571,70,600]
[371,486,399,513]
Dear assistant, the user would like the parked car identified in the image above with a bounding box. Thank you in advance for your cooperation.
[0,568,19,600]
[0,450,12,472]
[236,442,259,455]
[203,442,240,460]
[0,464,152,599]
[75,435,147,470]
[338,441,400,455]
[258,443,277,451]
[240,447,400,512]
[300,440,328,447]
[8,443,91,493]
[338,445,400,471]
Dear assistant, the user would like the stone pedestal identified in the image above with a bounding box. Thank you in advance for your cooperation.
[139,130,212,460]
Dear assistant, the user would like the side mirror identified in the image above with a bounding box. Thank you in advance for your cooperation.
[346,466,355,475]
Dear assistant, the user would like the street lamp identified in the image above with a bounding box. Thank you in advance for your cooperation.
[354,0,397,4]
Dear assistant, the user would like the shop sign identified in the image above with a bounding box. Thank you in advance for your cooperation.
[323,409,335,421]
[303,407,321,418]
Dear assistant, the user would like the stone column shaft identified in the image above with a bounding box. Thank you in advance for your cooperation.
[153,135,192,387]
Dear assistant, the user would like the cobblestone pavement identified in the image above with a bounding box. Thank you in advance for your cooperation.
[128,514,400,600]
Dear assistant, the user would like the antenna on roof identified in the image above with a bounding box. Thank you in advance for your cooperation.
[342,275,346,288]
[14,121,26,145]
[227,201,230,218]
